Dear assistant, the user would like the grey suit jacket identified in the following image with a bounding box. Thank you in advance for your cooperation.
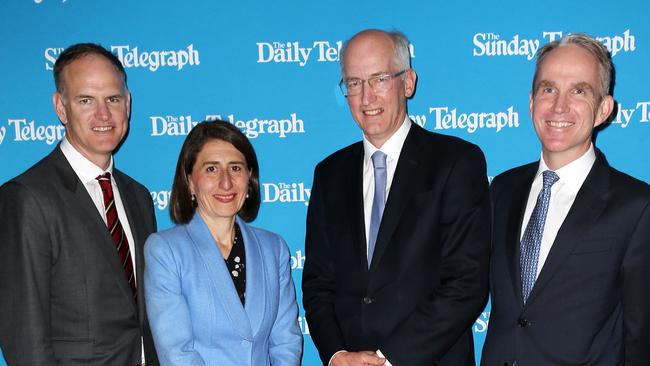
[0,146,159,366]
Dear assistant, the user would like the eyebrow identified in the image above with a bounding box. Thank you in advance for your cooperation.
[201,160,246,166]
[346,71,392,80]
[536,80,555,89]
[573,81,594,91]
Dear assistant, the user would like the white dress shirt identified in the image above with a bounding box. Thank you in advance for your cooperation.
[520,144,596,278]
[60,137,138,274]
[328,116,411,366]
[362,116,411,253]
[60,137,145,365]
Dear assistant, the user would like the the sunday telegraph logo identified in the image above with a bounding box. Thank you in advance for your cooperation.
[45,44,200,72]
[256,40,415,66]
[472,30,636,60]
[149,113,305,139]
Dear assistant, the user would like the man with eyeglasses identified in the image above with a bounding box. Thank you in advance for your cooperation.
[303,29,491,366]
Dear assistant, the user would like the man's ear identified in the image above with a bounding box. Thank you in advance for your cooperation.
[125,90,132,119]
[594,95,614,128]
[53,92,67,124]
[404,69,417,98]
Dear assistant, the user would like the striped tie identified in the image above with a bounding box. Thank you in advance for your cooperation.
[96,173,137,299]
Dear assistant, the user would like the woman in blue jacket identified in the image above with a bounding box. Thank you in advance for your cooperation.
[144,120,302,366]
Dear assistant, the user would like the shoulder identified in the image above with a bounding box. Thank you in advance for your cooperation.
[314,141,363,173]
[606,166,650,201]
[2,149,61,191]
[0,151,66,208]
[491,162,537,195]
[410,124,484,158]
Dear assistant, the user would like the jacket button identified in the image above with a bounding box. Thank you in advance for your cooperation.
[362,296,373,304]
[518,317,531,327]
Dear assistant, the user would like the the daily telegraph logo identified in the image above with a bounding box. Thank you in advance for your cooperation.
[611,101,650,128]
[150,113,305,139]
[257,40,415,67]
[1,118,65,145]
[409,106,520,134]
[45,44,200,72]
[472,29,636,60]
[262,182,311,206]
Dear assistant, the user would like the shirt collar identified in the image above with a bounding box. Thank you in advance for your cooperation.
[536,143,596,191]
[363,115,412,163]
[60,136,114,184]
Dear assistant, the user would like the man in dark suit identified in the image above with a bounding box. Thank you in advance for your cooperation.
[302,29,491,366]
[482,34,650,365]
[0,44,159,365]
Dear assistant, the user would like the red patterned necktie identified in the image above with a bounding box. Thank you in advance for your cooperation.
[96,172,137,299]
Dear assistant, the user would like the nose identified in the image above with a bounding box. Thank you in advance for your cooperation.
[361,80,376,105]
[219,169,233,190]
[552,92,570,114]
[96,101,111,121]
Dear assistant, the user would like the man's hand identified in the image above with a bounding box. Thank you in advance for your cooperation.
[331,351,386,366]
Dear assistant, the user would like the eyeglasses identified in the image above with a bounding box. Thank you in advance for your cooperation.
[339,69,407,97]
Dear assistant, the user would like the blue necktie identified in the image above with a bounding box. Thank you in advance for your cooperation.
[520,170,559,303]
[368,151,387,268]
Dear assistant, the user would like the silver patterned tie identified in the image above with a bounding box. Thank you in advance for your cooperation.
[368,151,387,268]
[520,170,559,303]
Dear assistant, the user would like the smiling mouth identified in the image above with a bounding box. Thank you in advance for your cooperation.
[214,194,236,203]
[545,120,574,128]
[93,126,114,132]
[363,108,383,116]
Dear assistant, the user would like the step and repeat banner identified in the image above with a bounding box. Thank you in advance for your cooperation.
[1,1,649,365]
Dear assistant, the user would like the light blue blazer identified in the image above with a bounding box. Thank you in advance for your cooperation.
[144,213,302,366]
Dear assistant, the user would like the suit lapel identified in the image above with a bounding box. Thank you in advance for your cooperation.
[53,148,136,305]
[187,214,254,340]
[113,171,147,315]
[504,165,537,306]
[347,144,370,271]
[369,125,419,270]
[239,218,266,338]
[525,152,609,305]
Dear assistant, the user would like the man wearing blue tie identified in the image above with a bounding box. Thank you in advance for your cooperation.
[481,33,650,365]
[302,29,491,366]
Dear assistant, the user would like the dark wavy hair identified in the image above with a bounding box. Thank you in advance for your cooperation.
[169,120,261,224]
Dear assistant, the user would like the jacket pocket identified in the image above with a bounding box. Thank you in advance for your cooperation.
[52,338,93,360]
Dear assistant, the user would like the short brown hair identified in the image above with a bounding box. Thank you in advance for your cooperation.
[169,120,261,224]
[532,33,613,100]
[53,43,127,93]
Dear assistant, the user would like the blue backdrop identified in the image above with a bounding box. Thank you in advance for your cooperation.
[1,1,649,365]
